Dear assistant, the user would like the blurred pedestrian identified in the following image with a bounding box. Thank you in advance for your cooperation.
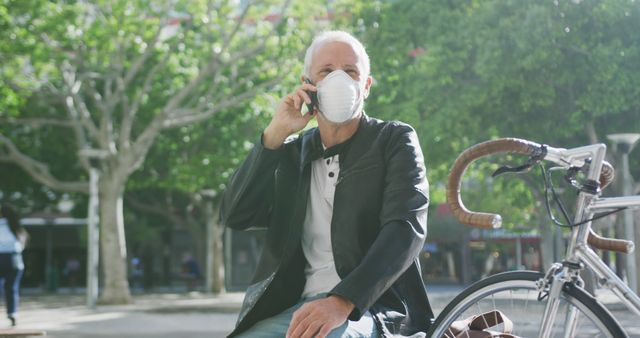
[129,256,144,291]
[63,256,81,291]
[180,252,201,292]
[0,204,28,326]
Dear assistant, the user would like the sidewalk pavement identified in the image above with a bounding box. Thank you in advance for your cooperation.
[5,284,636,337]
[14,291,245,337]
[5,285,463,337]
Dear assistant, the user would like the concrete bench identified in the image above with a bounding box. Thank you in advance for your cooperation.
[0,329,46,337]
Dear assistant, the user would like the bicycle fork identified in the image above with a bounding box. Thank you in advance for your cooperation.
[536,263,583,338]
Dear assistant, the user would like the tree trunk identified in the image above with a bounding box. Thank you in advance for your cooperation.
[99,173,132,304]
[212,217,225,294]
[205,201,225,294]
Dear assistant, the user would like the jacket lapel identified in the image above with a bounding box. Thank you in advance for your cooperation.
[300,128,322,172]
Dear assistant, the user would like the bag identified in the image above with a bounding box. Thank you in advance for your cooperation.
[442,310,522,338]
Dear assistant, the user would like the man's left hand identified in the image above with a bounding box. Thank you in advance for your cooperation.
[286,295,355,338]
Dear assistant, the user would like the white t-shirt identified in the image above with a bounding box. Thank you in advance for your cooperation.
[0,219,22,253]
[301,154,342,298]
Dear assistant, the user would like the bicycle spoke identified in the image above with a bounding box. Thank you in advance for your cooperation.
[428,272,624,338]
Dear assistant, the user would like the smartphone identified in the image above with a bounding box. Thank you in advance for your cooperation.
[303,78,318,115]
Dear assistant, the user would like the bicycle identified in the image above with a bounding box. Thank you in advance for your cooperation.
[425,138,640,338]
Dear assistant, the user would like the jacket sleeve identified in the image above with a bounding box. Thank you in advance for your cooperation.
[329,125,429,320]
[219,135,283,230]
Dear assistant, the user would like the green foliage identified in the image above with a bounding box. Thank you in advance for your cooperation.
[0,0,326,235]
[127,1,326,197]
[129,102,271,196]
[1,1,83,212]
[3,0,639,237]
[121,0,331,251]
[335,0,640,229]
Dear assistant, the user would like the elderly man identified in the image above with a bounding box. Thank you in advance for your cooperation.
[220,30,433,338]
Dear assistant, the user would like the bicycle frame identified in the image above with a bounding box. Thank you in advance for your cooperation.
[539,143,640,338]
[445,138,640,337]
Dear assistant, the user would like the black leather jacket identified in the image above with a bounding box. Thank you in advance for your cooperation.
[220,114,433,337]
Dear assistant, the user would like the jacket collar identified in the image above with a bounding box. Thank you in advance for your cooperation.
[300,128,322,168]
[300,113,371,168]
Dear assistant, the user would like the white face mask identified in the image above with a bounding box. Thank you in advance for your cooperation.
[316,70,364,124]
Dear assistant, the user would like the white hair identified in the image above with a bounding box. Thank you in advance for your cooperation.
[303,30,370,82]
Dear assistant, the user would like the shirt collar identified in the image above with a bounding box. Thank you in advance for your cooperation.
[301,113,368,165]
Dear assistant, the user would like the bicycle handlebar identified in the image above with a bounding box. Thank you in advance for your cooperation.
[588,229,634,254]
[446,138,631,253]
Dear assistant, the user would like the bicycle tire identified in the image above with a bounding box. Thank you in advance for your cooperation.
[426,271,626,338]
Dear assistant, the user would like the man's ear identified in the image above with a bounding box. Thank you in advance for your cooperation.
[300,75,306,84]
[363,76,373,99]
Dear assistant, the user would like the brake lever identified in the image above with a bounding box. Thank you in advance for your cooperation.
[563,166,582,187]
[492,162,536,177]
[491,147,547,178]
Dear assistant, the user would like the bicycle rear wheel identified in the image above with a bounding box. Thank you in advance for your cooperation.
[426,271,626,338]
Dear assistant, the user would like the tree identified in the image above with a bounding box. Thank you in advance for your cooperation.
[0,0,313,303]
[335,0,640,278]
[339,0,640,218]
[126,100,273,293]
[122,3,329,294]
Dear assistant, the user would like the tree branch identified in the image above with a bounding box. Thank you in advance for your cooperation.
[159,2,256,115]
[219,1,253,52]
[0,133,89,193]
[126,194,171,217]
[104,30,162,114]
[104,73,114,102]
[63,94,102,169]
[103,4,169,116]
[227,0,291,63]
[119,41,174,151]
[162,78,279,129]
[126,193,187,229]
[126,118,164,175]
[122,29,164,91]
[61,63,102,144]
[80,74,107,114]
[129,0,292,171]
[0,117,73,128]
[162,1,290,129]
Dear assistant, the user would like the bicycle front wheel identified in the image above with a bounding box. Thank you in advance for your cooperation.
[426,271,626,338]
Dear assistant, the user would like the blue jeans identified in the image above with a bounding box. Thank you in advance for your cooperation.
[235,294,380,338]
[0,253,23,317]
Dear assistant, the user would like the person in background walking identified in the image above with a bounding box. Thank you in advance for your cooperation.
[180,252,202,292]
[0,204,28,326]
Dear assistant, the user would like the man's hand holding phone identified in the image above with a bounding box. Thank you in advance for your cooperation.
[263,81,317,150]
